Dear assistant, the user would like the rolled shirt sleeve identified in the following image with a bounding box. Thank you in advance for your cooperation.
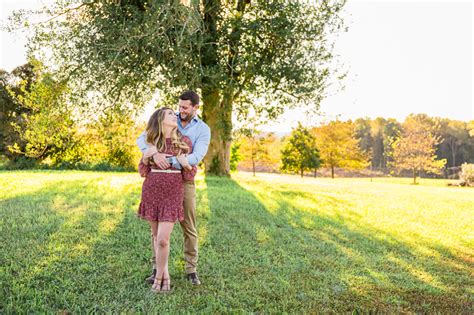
[186,125,211,166]
[136,131,148,154]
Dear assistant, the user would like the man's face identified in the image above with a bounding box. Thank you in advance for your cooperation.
[178,99,198,122]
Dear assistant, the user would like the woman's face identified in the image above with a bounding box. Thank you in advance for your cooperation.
[162,109,178,128]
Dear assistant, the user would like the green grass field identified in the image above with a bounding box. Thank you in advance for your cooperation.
[1,170,472,313]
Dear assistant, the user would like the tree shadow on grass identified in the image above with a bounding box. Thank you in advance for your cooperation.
[1,174,471,313]
[1,174,222,313]
[273,189,472,311]
[0,176,152,313]
[200,176,472,313]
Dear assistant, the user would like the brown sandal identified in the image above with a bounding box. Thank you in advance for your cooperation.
[160,278,171,293]
[151,277,162,293]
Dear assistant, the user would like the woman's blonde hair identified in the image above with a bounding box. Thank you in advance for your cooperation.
[146,107,190,155]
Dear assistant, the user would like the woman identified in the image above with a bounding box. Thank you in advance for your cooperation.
[137,107,196,293]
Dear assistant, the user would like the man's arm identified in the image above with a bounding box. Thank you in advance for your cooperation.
[171,125,211,169]
[186,124,211,165]
[137,130,170,169]
[136,131,148,154]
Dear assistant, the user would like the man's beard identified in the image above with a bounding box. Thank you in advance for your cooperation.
[179,112,194,122]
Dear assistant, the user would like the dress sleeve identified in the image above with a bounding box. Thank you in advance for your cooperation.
[138,158,151,178]
[182,136,197,181]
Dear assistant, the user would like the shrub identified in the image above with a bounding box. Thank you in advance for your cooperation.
[459,163,474,187]
[4,157,40,170]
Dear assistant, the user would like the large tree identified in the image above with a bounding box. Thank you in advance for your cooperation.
[10,0,346,175]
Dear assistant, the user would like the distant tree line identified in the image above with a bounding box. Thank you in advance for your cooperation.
[353,115,474,173]
[235,114,473,182]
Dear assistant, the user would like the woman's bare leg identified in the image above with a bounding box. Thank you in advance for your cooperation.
[155,222,175,291]
[148,221,160,291]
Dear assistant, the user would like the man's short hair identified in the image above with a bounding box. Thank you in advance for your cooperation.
[179,90,200,106]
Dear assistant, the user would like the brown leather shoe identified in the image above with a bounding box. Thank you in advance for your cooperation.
[186,272,201,285]
[145,269,156,284]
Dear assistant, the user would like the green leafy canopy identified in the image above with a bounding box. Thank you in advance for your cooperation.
[8,0,347,118]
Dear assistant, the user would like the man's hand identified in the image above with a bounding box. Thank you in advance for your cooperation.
[152,152,171,169]
[177,154,192,171]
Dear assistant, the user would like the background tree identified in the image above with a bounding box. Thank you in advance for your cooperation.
[435,118,472,168]
[235,114,280,175]
[370,117,385,170]
[2,61,142,170]
[95,110,142,169]
[312,120,368,178]
[263,133,283,172]
[468,121,474,163]
[280,123,320,177]
[389,115,446,184]
[238,132,280,176]
[354,117,373,162]
[0,69,15,157]
[468,121,474,137]
[229,141,241,172]
[381,118,402,170]
[239,134,268,177]
[8,66,76,164]
[0,63,39,161]
[11,0,346,175]
[354,117,401,172]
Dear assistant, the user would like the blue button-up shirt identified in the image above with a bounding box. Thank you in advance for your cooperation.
[136,114,211,169]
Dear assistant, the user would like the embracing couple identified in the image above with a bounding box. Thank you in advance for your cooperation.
[136,90,211,293]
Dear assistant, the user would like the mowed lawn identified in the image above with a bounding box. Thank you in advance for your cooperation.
[0,170,472,313]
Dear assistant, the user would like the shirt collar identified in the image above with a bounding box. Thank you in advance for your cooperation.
[177,113,200,129]
[177,112,200,122]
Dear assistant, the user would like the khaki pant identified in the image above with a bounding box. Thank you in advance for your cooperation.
[151,181,198,274]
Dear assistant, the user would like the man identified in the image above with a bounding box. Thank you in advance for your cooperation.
[136,90,211,285]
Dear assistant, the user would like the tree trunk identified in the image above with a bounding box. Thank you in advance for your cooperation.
[413,168,417,184]
[201,87,233,176]
[200,0,232,176]
[331,165,335,179]
[448,139,458,167]
[313,168,317,177]
[300,168,304,178]
[252,158,255,177]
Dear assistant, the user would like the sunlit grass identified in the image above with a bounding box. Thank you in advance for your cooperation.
[0,170,472,313]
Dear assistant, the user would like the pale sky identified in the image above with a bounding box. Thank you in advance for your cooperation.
[266,0,473,131]
[1,0,473,131]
